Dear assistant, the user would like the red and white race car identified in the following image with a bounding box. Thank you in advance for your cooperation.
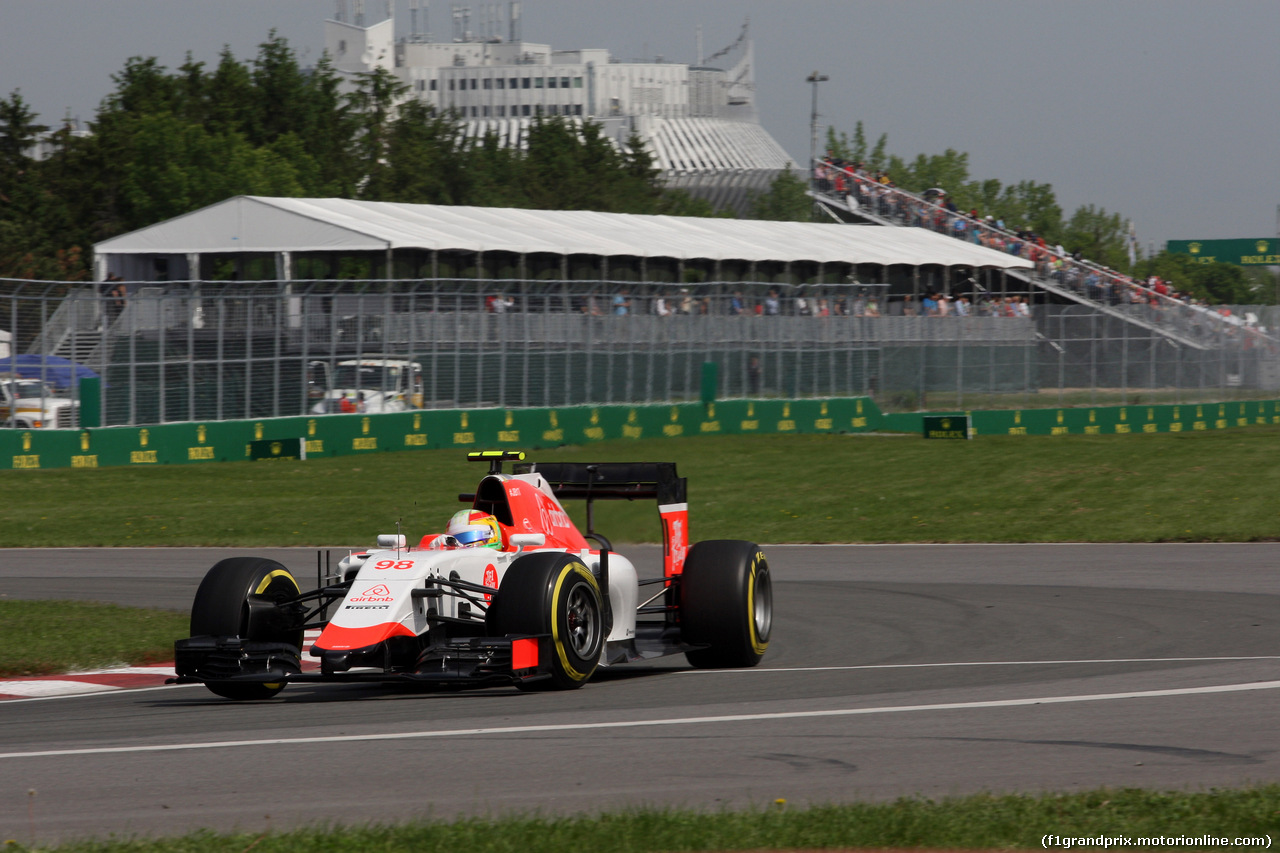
[173,451,772,700]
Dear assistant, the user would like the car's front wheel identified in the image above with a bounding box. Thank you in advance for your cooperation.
[486,552,604,689]
[189,557,303,700]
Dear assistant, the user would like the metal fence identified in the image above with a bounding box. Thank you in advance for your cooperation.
[2,278,1278,428]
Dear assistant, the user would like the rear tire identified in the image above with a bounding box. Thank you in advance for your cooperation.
[190,557,302,700]
[680,540,772,668]
[486,552,603,690]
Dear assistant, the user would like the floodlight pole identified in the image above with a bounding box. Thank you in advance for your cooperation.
[806,71,829,189]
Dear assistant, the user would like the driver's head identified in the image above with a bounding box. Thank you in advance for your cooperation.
[445,509,502,549]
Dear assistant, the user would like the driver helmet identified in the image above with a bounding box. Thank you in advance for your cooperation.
[445,509,502,549]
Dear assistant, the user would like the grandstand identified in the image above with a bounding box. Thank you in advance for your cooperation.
[809,160,1273,351]
[809,160,1280,392]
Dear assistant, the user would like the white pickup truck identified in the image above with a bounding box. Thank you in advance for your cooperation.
[0,375,79,429]
[307,358,424,414]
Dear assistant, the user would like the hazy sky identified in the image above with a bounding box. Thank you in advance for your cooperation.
[3,0,1277,251]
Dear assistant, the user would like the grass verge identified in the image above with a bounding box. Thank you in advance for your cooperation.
[11,787,1280,851]
[0,601,188,677]
[3,428,1280,546]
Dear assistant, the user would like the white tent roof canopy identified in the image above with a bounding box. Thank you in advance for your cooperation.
[94,196,1033,270]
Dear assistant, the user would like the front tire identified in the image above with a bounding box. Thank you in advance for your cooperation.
[486,552,604,690]
[680,540,772,668]
[190,557,303,700]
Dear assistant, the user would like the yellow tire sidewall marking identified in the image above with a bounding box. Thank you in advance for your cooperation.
[254,568,298,596]
[551,562,601,682]
[253,568,302,684]
[747,552,768,657]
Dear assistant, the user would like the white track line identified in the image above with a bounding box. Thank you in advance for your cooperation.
[680,656,1280,674]
[4,679,1280,761]
[0,681,124,698]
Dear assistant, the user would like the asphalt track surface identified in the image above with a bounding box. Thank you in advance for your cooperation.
[3,543,1280,843]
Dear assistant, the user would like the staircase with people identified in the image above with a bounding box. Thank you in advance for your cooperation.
[810,157,1274,353]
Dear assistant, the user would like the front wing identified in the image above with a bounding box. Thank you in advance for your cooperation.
[170,632,555,689]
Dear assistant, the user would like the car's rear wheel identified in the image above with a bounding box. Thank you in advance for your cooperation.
[680,540,772,668]
[486,552,603,689]
[190,557,303,700]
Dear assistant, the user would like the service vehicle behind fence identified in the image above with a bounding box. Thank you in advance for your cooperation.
[307,357,424,414]
[0,375,78,429]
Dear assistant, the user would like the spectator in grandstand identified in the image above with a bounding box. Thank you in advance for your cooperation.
[678,288,696,315]
[730,290,746,315]
[613,288,631,315]
[764,289,781,316]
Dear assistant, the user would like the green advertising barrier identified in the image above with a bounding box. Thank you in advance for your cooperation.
[3,396,1278,471]
[1167,238,1280,266]
[0,397,883,471]
[882,399,1280,438]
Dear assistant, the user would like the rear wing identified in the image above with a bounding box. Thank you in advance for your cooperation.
[511,462,686,505]
[513,461,690,577]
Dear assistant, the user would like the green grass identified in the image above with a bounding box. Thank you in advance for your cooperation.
[10,787,1280,851]
[0,601,188,677]
[4,428,1280,546]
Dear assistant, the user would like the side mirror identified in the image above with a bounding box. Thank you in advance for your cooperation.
[509,533,546,551]
[376,534,407,549]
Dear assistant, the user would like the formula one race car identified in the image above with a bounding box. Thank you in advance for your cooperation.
[172,451,772,700]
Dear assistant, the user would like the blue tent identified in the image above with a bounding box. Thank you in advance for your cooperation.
[0,355,100,390]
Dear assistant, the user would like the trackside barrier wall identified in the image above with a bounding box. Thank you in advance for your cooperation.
[4,397,1280,471]
[0,398,878,470]
[879,398,1280,436]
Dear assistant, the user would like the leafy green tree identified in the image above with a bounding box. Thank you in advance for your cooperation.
[300,54,358,195]
[348,66,411,194]
[1134,251,1259,304]
[995,180,1063,239]
[892,149,971,197]
[365,99,468,203]
[1062,204,1127,270]
[248,33,317,148]
[205,48,255,135]
[748,166,813,221]
[825,122,867,163]
[867,133,889,172]
[0,90,44,180]
[104,57,179,116]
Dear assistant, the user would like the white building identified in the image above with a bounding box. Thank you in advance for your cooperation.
[325,1,795,212]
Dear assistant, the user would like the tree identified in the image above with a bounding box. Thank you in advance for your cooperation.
[0,90,44,182]
[364,99,468,203]
[1062,204,1127,270]
[1134,251,1259,304]
[248,33,316,148]
[348,66,410,194]
[748,166,813,221]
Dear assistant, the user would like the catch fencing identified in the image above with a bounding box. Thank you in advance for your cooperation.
[2,278,1277,428]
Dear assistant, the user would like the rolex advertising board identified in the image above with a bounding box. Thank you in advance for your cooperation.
[1166,239,1280,266]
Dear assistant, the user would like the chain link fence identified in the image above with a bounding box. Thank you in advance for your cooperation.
[2,278,1277,428]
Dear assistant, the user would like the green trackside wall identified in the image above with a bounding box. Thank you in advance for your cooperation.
[879,399,1280,437]
[3,397,1279,471]
[0,398,877,471]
